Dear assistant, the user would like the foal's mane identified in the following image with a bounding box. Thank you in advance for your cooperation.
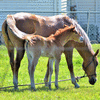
[47,25,75,40]
[54,25,74,36]
[44,25,75,46]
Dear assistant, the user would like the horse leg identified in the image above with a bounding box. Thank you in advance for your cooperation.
[28,59,31,77]
[29,56,39,91]
[27,52,32,77]
[13,48,25,90]
[4,40,14,73]
[8,46,14,73]
[64,46,80,88]
[44,60,49,86]
[48,58,54,90]
[55,57,61,89]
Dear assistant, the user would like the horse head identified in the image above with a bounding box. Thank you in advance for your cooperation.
[82,49,99,85]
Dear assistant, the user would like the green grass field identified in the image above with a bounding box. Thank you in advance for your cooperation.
[0,44,100,100]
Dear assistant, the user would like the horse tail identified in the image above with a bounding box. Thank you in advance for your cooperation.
[2,20,11,44]
[6,15,29,40]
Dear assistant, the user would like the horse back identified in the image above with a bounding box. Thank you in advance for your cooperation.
[13,13,68,37]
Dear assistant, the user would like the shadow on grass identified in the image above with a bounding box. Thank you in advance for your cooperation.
[0,84,94,93]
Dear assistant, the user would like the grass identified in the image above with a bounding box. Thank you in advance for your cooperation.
[0,44,100,100]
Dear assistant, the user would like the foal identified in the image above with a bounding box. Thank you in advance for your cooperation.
[23,25,83,90]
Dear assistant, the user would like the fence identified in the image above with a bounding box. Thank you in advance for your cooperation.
[0,11,100,44]
[67,11,100,43]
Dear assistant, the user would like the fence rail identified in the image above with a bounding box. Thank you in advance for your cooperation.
[1,10,100,13]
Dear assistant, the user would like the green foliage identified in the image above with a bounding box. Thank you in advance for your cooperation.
[0,44,100,100]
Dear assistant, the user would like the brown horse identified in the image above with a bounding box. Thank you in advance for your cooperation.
[2,12,99,90]
[7,21,82,90]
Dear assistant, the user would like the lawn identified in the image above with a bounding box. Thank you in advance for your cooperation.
[0,44,100,100]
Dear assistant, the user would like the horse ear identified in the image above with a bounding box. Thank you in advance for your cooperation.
[94,49,99,57]
[70,26,75,32]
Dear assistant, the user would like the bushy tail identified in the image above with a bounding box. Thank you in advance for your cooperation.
[6,15,28,40]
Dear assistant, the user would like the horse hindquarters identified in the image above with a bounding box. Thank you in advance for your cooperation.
[7,27,25,90]
[2,21,14,77]
[2,20,26,90]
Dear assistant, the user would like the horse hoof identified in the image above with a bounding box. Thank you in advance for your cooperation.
[55,85,58,89]
[13,87,19,91]
[49,85,51,90]
[75,84,80,88]
[31,87,36,91]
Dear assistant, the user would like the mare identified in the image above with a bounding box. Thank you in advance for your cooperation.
[2,12,99,90]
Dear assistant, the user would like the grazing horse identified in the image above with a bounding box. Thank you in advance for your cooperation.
[7,20,82,90]
[2,12,99,90]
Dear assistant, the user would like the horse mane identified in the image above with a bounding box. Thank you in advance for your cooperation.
[69,18,92,50]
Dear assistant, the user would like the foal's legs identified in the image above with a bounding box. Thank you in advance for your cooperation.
[28,56,39,91]
[48,58,54,90]
[44,60,49,86]
[26,47,40,90]
[64,44,80,88]
[44,57,60,89]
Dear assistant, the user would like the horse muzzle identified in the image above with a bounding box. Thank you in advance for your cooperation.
[89,77,97,85]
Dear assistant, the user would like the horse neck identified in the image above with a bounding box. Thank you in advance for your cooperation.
[69,18,95,61]
[74,42,94,61]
